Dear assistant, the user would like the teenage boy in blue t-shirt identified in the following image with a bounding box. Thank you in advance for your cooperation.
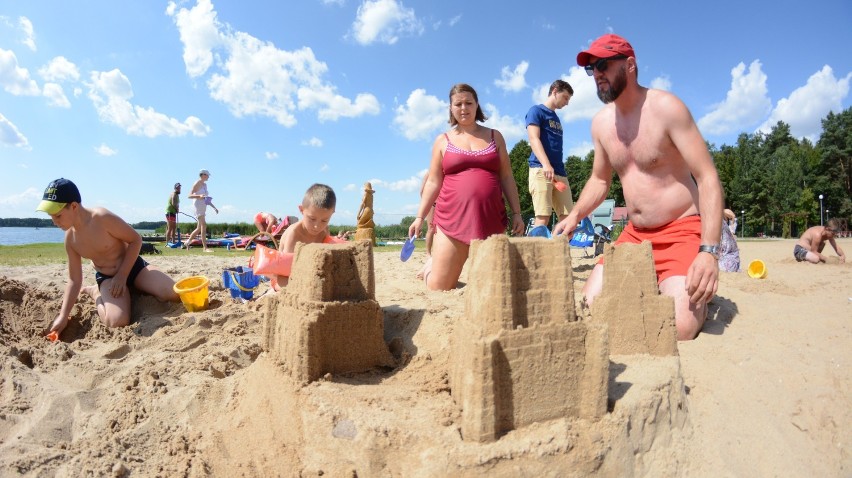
[526,79,574,230]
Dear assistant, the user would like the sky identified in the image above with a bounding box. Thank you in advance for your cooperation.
[1,0,851,226]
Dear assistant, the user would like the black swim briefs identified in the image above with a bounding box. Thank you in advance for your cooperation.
[95,256,149,289]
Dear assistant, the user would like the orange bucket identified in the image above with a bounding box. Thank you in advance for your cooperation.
[747,260,767,279]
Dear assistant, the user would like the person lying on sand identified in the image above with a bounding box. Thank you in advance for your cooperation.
[36,178,179,338]
[794,219,846,264]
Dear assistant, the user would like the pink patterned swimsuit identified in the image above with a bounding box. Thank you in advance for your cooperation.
[432,130,508,244]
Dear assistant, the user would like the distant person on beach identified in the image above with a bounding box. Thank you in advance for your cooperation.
[794,219,846,264]
[408,83,525,290]
[36,178,178,338]
[184,169,217,252]
[719,209,741,272]
[275,183,343,288]
[526,79,574,230]
[165,182,181,244]
[254,212,279,234]
[552,34,724,340]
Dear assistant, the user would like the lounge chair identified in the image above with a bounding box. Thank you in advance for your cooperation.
[569,217,596,257]
[234,215,298,251]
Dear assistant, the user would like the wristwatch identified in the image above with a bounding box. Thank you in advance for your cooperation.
[698,244,720,260]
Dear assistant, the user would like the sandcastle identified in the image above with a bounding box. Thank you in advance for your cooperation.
[591,241,678,355]
[262,240,393,383]
[451,235,609,442]
[255,234,688,475]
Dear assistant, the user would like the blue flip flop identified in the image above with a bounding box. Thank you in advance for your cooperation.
[400,236,416,262]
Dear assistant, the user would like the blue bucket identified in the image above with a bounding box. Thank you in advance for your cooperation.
[222,266,260,300]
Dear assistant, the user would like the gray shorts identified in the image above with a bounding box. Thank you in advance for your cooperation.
[793,244,808,262]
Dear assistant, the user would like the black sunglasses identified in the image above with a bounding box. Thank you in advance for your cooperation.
[584,55,627,76]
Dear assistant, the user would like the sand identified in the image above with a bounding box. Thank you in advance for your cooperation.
[0,238,849,477]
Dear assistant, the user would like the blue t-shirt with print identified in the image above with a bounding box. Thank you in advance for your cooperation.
[525,104,566,176]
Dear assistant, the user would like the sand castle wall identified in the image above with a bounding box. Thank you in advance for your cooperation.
[590,242,678,356]
[451,235,609,442]
[262,240,392,383]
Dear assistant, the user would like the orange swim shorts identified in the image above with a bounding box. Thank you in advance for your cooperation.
[601,215,702,283]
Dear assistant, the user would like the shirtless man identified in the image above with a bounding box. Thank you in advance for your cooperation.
[553,34,723,340]
[794,219,845,264]
[37,178,179,338]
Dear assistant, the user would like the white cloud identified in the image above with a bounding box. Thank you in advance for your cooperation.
[350,0,423,45]
[95,143,118,156]
[302,137,323,147]
[697,60,772,136]
[0,112,29,148]
[38,56,80,82]
[42,83,70,107]
[166,0,223,77]
[0,187,40,206]
[363,173,423,193]
[567,141,594,159]
[298,84,380,121]
[482,103,525,145]
[19,17,36,51]
[649,75,672,91]
[265,151,278,160]
[494,61,529,93]
[448,14,462,27]
[547,67,601,123]
[168,0,379,127]
[757,65,851,141]
[392,89,447,141]
[87,69,211,138]
[320,163,330,172]
[321,0,345,5]
[0,48,40,96]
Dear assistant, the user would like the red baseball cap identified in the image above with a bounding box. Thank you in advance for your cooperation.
[577,34,636,66]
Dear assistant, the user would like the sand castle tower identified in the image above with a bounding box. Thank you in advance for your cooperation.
[590,241,678,356]
[450,235,610,443]
[262,240,393,383]
[354,182,376,246]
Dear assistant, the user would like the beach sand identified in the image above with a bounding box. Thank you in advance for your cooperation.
[0,238,849,477]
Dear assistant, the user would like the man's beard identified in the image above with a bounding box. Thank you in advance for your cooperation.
[597,65,627,103]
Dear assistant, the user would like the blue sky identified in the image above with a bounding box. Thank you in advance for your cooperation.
[1,0,850,226]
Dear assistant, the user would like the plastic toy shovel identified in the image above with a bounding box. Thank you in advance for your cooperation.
[400,236,416,262]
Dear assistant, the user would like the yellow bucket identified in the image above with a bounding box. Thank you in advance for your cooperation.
[747,260,767,279]
[173,276,210,312]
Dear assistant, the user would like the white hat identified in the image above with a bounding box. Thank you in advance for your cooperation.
[199,169,210,176]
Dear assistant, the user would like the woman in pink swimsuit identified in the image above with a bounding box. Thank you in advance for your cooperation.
[409,83,525,290]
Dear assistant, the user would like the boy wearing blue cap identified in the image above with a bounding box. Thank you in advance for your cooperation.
[37,178,179,338]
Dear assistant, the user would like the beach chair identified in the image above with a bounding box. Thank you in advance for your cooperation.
[235,215,298,251]
[569,217,596,257]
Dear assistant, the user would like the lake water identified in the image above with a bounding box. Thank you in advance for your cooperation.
[0,227,155,246]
